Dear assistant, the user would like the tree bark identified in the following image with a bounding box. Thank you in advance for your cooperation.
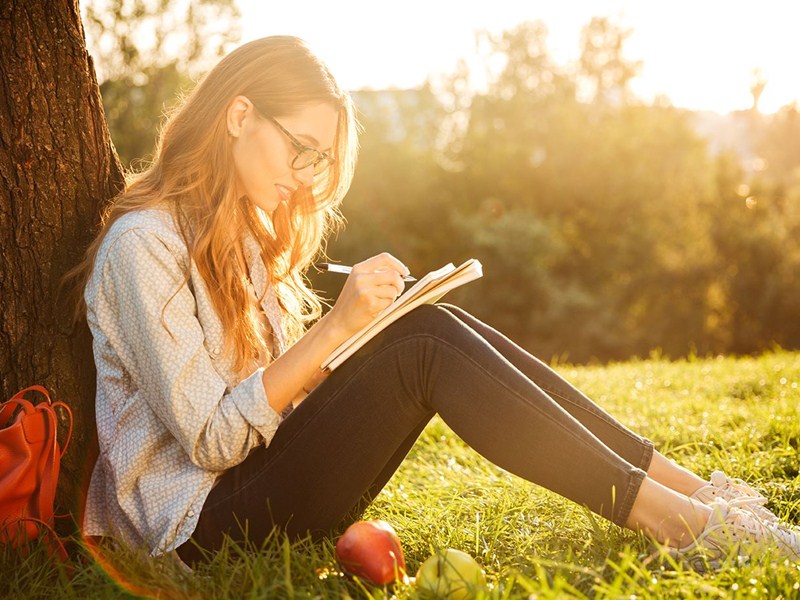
[0,0,124,526]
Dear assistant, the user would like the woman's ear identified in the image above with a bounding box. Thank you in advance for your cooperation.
[226,96,251,138]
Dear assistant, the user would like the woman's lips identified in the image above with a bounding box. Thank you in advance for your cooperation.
[275,184,295,202]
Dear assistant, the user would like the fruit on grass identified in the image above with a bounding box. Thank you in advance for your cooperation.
[335,520,406,585]
[415,548,487,599]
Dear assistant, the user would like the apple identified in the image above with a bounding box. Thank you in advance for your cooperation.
[415,548,487,599]
[335,520,407,585]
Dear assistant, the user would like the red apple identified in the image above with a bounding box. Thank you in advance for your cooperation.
[335,520,407,585]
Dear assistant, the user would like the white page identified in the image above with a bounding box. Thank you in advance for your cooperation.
[322,259,482,371]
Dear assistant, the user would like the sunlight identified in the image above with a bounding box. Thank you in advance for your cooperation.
[237,0,800,114]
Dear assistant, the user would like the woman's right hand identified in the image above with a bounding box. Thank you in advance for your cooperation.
[325,252,410,338]
[262,253,409,414]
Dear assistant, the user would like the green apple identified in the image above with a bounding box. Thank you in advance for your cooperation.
[415,548,487,599]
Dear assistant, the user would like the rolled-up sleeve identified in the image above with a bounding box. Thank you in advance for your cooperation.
[95,228,282,471]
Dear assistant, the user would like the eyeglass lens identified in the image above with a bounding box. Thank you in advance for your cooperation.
[293,149,332,174]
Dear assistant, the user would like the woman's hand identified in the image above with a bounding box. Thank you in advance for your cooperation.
[262,253,409,414]
[326,252,410,338]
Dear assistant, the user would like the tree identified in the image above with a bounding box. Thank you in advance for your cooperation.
[0,1,124,523]
[758,103,800,191]
[433,20,721,361]
[578,16,641,105]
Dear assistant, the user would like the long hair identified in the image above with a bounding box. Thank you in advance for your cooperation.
[67,36,358,374]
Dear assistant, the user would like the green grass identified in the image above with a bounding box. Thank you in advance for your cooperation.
[4,351,800,599]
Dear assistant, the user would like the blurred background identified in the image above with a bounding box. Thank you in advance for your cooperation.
[81,0,800,364]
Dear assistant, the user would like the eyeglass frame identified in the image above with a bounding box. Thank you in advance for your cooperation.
[249,103,335,174]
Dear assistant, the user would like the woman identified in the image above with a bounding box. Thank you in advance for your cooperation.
[72,36,799,570]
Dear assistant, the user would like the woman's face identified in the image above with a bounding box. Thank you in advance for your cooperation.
[230,100,338,213]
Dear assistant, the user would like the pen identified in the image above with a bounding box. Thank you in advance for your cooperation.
[314,262,417,282]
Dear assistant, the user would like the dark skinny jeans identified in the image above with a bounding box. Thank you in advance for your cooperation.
[177,304,653,564]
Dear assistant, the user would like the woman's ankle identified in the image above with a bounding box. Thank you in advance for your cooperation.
[646,452,707,497]
[626,477,712,547]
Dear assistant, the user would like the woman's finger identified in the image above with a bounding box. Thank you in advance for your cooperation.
[353,252,409,278]
[371,283,403,301]
[355,269,405,295]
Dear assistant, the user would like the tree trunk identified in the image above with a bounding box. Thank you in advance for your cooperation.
[0,0,124,527]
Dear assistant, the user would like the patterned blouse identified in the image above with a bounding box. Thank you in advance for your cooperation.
[82,207,287,555]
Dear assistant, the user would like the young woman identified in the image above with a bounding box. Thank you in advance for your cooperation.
[73,36,799,570]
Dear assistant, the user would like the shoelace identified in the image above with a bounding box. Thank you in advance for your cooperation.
[707,471,781,523]
[726,500,800,556]
[727,494,779,522]
[711,471,766,502]
[710,473,800,532]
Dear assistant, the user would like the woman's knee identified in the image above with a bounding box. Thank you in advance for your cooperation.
[402,303,460,331]
[386,304,471,344]
[437,303,470,320]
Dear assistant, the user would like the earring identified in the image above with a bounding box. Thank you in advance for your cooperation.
[228,128,239,138]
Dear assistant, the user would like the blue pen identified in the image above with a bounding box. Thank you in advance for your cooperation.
[314,262,417,282]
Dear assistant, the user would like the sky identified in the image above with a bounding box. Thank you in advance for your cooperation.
[236,0,800,114]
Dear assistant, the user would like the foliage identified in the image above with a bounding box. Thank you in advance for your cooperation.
[322,19,800,363]
[82,0,240,81]
[4,351,800,598]
[758,103,800,190]
[578,16,641,105]
[97,62,190,168]
[81,0,241,167]
[708,152,800,354]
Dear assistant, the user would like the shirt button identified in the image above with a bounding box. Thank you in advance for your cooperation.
[187,510,195,517]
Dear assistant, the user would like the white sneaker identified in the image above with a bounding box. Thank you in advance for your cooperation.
[691,470,781,525]
[670,499,800,572]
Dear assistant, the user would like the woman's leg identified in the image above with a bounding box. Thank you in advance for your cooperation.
[177,395,434,564]
[647,453,706,496]
[437,304,707,497]
[437,304,652,468]
[178,304,703,564]
[627,478,710,549]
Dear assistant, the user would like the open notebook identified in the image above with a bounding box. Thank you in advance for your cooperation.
[321,259,483,371]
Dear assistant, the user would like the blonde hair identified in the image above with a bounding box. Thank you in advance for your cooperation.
[68,36,358,374]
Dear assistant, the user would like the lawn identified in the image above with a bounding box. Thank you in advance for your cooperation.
[3,351,799,599]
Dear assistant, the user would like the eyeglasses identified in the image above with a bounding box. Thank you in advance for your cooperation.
[251,105,335,175]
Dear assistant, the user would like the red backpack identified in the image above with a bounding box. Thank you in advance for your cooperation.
[0,385,72,556]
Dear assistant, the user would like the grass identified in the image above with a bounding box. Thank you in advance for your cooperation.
[3,350,799,598]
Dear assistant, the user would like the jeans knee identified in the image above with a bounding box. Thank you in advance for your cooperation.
[405,303,449,326]
[393,304,465,340]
